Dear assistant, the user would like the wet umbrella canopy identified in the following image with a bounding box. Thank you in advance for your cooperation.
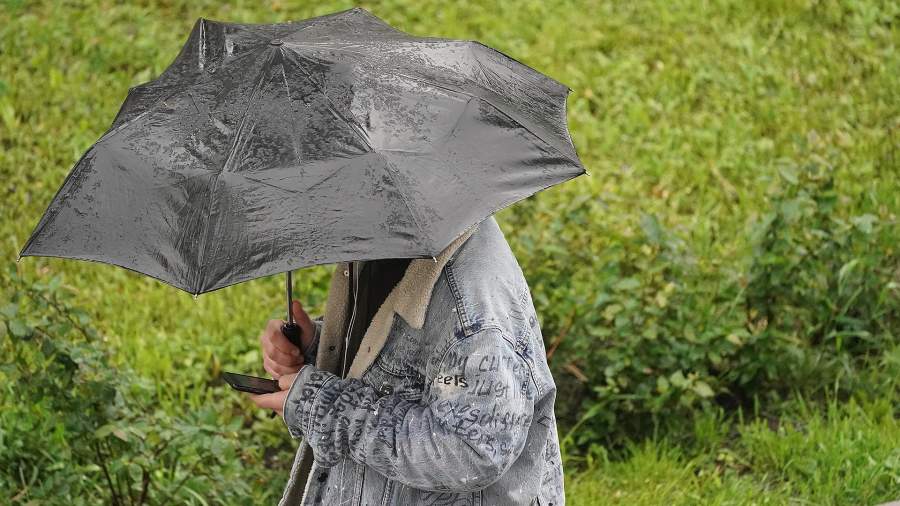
[20,8,585,298]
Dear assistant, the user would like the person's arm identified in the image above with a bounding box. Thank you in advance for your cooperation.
[282,327,537,492]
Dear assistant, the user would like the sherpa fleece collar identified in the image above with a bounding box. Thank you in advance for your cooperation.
[314,224,478,379]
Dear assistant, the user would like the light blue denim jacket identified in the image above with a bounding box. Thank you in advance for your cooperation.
[280,217,564,505]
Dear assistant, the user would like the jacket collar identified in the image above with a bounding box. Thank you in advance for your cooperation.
[315,224,477,378]
[392,226,475,330]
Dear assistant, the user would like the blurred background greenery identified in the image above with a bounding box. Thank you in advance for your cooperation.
[1,0,897,504]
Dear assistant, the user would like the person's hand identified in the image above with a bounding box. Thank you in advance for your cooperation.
[250,373,298,417]
[259,300,315,379]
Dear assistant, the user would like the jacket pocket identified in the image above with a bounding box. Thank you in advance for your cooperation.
[387,484,482,505]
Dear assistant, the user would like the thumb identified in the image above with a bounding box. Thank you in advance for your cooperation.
[291,300,315,349]
[291,300,311,324]
[279,372,299,391]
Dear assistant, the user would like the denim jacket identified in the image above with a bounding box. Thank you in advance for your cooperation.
[279,216,564,505]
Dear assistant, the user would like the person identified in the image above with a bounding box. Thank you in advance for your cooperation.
[250,216,564,505]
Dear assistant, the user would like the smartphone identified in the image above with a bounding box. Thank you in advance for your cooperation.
[222,371,280,395]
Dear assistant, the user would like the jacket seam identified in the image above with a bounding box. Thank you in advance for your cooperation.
[354,462,366,506]
[442,263,542,395]
[380,479,395,506]
[443,262,474,334]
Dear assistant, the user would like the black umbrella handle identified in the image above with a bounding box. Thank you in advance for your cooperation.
[281,322,304,350]
[283,271,304,350]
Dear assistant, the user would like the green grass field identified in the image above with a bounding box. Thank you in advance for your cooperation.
[1,0,898,504]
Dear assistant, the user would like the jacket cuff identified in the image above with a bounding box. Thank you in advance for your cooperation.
[282,364,335,440]
[302,318,322,366]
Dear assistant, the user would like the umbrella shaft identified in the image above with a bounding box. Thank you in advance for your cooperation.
[281,270,304,350]
[286,270,294,324]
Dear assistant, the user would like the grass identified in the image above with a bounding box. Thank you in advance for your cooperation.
[1,0,898,504]
[567,399,900,505]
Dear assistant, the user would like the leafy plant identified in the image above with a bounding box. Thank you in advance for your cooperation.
[742,163,899,399]
[0,268,275,505]
[513,158,898,450]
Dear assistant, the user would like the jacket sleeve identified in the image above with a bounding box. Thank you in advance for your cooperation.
[301,316,323,366]
[282,326,537,492]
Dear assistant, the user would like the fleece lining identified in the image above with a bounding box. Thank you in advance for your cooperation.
[315,223,478,379]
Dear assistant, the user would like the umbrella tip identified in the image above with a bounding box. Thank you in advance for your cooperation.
[15,254,21,263]
[192,293,199,300]
[431,256,437,263]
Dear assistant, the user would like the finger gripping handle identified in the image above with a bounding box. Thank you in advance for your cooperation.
[281,322,303,350]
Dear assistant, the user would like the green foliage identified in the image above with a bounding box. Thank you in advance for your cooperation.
[494,0,900,451]
[566,399,900,505]
[535,160,898,449]
[0,269,283,504]
[740,163,898,396]
[547,160,900,444]
[0,0,898,504]
[738,398,900,505]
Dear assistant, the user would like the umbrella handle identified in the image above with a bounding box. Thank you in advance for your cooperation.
[281,322,304,350]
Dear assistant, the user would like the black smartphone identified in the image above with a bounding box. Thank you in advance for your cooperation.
[222,372,280,395]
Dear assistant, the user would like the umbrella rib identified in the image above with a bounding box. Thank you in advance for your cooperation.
[392,71,580,167]
[378,154,431,253]
[220,51,276,173]
[278,57,304,162]
[280,44,577,166]
[233,173,296,194]
[192,50,275,293]
[191,174,220,294]
[20,147,99,258]
[241,25,285,43]
[155,170,214,190]
[468,42,563,98]
[98,47,267,143]
[441,95,477,148]
[238,161,372,201]
[283,51,374,151]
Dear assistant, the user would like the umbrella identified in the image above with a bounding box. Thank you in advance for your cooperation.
[19,7,585,343]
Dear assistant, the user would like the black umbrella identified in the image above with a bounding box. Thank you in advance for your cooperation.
[20,8,585,343]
